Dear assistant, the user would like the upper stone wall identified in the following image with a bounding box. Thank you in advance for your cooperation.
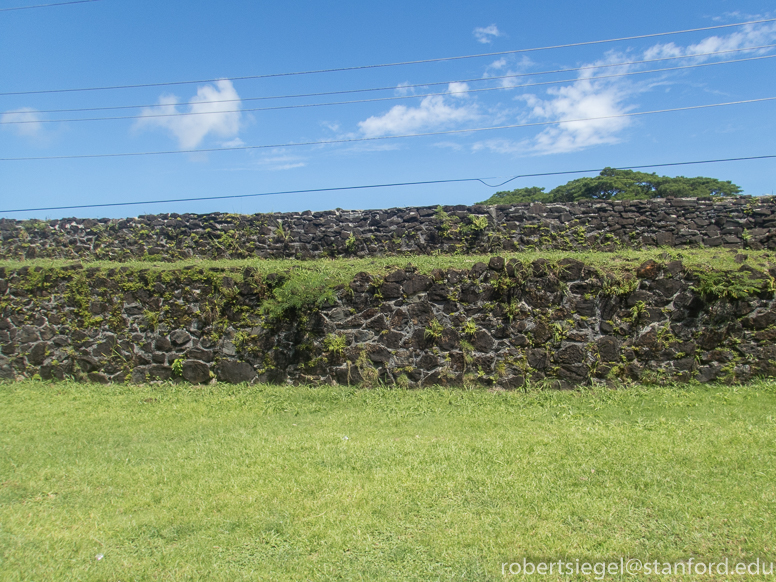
[2,197,775,261]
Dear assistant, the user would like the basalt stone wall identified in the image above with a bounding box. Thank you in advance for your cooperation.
[1,258,775,387]
[2,197,776,261]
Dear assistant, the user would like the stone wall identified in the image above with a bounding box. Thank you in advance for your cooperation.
[2,258,775,387]
[2,197,775,261]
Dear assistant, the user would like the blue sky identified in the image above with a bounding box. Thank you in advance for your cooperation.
[1,0,775,219]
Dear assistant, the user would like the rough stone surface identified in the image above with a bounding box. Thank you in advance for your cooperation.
[2,197,775,262]
[636,260,661,279]
[1,250,775,388]
[182,360,211,384]
[217,361,256,384]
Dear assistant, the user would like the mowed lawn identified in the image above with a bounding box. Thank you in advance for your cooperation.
[1,382,775,581]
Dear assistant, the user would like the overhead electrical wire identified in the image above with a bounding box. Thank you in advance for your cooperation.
[6,43,774,117]
[0,0,100,11]
[1,154,773,214]
[4,54,775,125]
[1,17,774,96]
[3,96,775,161]
[4,53,776,125]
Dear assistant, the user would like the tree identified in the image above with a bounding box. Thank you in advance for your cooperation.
[476,186,551,205]
[478,168,742,205]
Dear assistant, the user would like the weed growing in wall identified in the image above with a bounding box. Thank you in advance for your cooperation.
[324,333,348,356]
[693,270,772,300]
[424,319,444,342]
[261,270,337,320]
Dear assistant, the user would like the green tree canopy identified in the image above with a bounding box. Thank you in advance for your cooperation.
[478,168,742,205]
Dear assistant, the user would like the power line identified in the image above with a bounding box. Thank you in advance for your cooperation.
[3,96,775,161]
[1,154,773,214]
[0,0,100,11]
[2,17,774,96]
[5,54,775,125]
[9,44,775,116]
[9,54,776,125]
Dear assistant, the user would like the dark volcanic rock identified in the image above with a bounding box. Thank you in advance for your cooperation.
[182,360,211,384]
[218,361,256,384]
[636,260,661,279]
[403,275,432,296]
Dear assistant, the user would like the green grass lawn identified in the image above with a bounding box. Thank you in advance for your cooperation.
[1,381,776,581]
[3,247,774,284]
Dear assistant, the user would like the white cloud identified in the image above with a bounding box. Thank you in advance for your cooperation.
[471,138,526,154]
[261,157,305,171]
[357,94,478,138]
[447,82,470,98]
[134,79,242,149]
[321,121,341,132]
[337,142,403,153]
[221,137,245,148]
[251,148,306,171]
[644,21,776,62]
[433,141,464,151]
[520,81,634,154]
[474,24,502,44]
[484,55,535,88]
[394,82,415,97]
[642,42,685,61]
[503,21,776,156]
[217,149,306,172]
[512,48,642,154]
[1,107,44,138]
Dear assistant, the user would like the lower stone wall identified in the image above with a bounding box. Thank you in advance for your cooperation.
[1,258,775,387]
